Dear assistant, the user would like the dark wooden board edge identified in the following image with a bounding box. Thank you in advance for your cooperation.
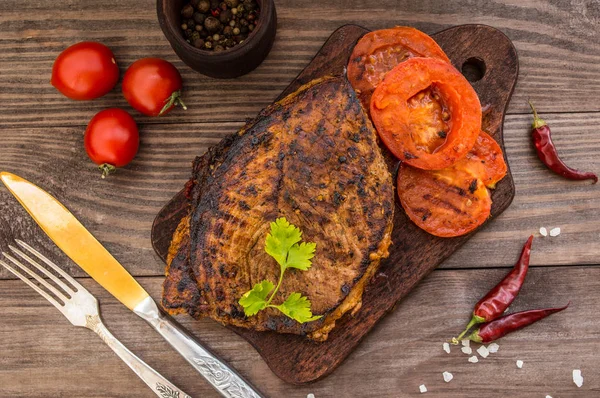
[151,23,518,385]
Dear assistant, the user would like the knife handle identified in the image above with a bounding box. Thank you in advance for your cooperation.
[134,297,264,398]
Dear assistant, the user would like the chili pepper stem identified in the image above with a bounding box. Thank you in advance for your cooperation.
[98,163,116,179]
[467,328,483,343]
[451,314,485,345]
[159,90,187,116]
[528,100,547,129]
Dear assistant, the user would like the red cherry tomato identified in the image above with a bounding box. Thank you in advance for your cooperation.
[122,58,187,117]
[84,108,139,178]
[51,42,119,100]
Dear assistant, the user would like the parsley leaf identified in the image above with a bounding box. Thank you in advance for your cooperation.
[238,280,274,316]
[275,293,322,323]
[285,241,316,271]
[238,217,321,324]
[265,217,302,267]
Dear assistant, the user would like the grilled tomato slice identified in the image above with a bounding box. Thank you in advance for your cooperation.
[347,27,450,111]
[370,57,481,170]
[397,131,507,238]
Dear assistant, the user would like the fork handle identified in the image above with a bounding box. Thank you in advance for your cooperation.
[134,297,264,398]
[85,315,191,398]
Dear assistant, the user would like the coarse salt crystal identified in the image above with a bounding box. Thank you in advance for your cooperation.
[546,396,552,398]
[307,394,315,398]
[468,355,479,363]
[540,227,548,237]
[443,342,450,354]
[419,384,427,393]
[550,227,561,237]
[442,371,453,383]
[573,369,583,387]
[461,346,472,355]
[461,339,470,347]
[516,360,524,368]
[488,343,499,353]
[477,345,489,358]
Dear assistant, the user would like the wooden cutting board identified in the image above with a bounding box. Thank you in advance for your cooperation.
[151,24,518,385]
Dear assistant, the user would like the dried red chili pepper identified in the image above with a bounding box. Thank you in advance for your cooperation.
[468,304,569,343]
[529,101,597,183]
[452,235,533,344]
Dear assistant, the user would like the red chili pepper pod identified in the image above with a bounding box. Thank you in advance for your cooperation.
[452,235,533,344]
[529,101,597,183]
[468,303,569,343]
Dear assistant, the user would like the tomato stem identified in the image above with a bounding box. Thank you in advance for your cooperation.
[159,90,187,116]
[98,163,116,179]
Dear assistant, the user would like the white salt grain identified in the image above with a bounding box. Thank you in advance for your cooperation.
[477,345,489,358]
[488,343,500,353]
[419,384,427,393]
[468,355,479,363]
[539,227,548,236]
[442,371,453,383]
[545,395,552,398]
[443,342,451,354]
[573,369,583,388]
[550,227,561,237]
[516,360,524,369]
[461,339,470,347]
[461,346,472,355]
[307,394,315,398]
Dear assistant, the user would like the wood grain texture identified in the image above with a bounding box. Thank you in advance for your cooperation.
[151,24,518,384]
[0,267,597,397]
[1,0,600,129]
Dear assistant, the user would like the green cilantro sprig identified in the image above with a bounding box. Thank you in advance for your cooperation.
[238,217,322,324]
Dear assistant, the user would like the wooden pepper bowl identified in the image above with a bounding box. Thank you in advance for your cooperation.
[157,0,277,78]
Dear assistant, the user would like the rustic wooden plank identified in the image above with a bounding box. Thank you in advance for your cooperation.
[0,267,596,397]
[1,0,600,128]
[1,112,598,280]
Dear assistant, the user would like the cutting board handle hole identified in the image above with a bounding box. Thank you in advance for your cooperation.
[461,57,486,82]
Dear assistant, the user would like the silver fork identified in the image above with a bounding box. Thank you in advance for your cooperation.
[0,240,191,398]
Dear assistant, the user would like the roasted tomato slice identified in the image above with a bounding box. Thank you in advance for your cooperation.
[397,131,507,238]
[347,27,450,110]
[371,57,482,170]
[459,131,507,188]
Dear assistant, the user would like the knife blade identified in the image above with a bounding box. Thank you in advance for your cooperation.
[0,171,264,398]
[0,172,148,310]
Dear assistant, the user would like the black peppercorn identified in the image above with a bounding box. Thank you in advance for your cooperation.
[193,38,205,48]
[225,0,239,7]
[210,0,220,9]
[243,0,256,11]
[239,18,248,26]
[181,4,195,18]
[223,26,233,37]
[193,12,206,24]
[191,0,201,6]
[220,2,227,11]
[240,25,248,34]
[197,0,210,12]
[186,20,196,30]
[185,28,193,37]
[219,9,232,23]
[204,16,221,33]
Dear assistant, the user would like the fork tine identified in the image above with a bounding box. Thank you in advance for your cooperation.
[2,252,70,303]
[9,245,76,295]
[15,240,84,292]
[0,259,64,310]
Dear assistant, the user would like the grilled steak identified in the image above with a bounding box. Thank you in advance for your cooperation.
[162,76,394,341]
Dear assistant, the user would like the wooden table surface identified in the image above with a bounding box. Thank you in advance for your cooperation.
[1,1,598,397]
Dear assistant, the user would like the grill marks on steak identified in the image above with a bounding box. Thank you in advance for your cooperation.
[162,76,394,340]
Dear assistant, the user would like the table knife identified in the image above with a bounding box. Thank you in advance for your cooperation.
[0,172,264,398]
